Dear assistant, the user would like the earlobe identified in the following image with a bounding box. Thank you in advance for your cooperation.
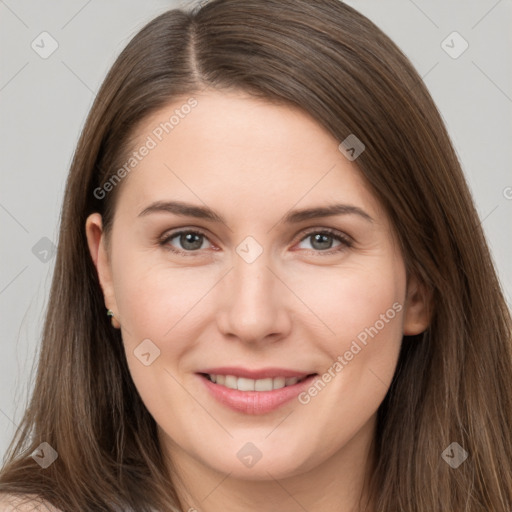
[402,275,432,336]
[85,213,119,324]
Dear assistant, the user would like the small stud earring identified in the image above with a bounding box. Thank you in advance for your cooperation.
[106,309,121,329]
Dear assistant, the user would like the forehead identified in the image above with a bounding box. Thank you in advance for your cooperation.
[114,90,383,222]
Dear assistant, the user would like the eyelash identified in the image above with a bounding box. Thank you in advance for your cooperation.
[157,227,353,257]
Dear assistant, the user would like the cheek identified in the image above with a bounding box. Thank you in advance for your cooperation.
[111,245,210,343]
[292,259,405,344]
[291,263,405,444]
[291,258,407,416]
[111,252,204,421]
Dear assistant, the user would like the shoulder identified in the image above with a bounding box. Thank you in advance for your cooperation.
[0,494,63,511]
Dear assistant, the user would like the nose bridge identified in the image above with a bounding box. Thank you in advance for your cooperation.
[233,249,274,303]
[231,233,276,300]
[217,242,290,342]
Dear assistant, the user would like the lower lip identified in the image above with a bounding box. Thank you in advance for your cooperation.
[197,374,317,415]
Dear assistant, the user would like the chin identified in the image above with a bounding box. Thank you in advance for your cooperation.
[198,440,318,481]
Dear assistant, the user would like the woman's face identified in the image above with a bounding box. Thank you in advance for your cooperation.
[87,90,428,482]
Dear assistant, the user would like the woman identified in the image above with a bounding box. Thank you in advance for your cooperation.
[1,0,511,510]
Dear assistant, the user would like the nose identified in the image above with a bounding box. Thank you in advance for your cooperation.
[216,251,292,345]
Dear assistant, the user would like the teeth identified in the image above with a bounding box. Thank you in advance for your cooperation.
[285,377,299,386]
[207,374,303,391]
[273,376,285,389]
[237,377,255,391]
[225,375,237,389]
[255,378,273,391]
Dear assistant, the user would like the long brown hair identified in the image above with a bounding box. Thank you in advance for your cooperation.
[1,1,511,510]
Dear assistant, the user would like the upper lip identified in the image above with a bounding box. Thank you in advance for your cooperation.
[197,367,316,380]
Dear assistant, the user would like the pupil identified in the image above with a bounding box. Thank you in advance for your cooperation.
[181,233,202,250]
[312,233,332,250]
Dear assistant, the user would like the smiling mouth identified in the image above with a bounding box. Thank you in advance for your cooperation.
[199,373,317,392]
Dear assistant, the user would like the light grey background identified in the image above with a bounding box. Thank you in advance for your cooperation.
[1,0,511,460]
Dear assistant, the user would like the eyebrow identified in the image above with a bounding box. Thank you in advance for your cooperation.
[138,200,373,224]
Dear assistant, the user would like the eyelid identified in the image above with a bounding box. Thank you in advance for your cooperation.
[298,227,353,245]
[157,227,215,256]
[294,227,353,255]
[158,226,353,255]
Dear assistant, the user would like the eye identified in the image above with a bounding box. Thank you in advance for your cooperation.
[158,227,352,256]
[159,229,212,256]
[296,228,352,254]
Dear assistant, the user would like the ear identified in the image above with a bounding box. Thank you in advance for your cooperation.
[85,213,119,323]
[403,274,431,335]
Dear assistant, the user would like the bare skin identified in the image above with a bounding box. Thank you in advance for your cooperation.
[86,90,429,512]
